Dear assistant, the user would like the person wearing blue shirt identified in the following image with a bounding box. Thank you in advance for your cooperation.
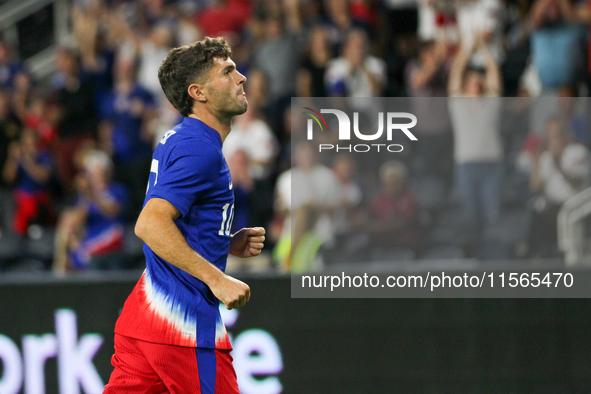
[2,128,54,236]
[105,37,266,394]
[52,149,129,272]
[98,60,157,215]
[0,41,27,90]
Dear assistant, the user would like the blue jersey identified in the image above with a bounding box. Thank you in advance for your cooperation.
[115,117,234,349]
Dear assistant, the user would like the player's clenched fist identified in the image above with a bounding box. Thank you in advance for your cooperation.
[211,274,251,310]
[229,227,266,258]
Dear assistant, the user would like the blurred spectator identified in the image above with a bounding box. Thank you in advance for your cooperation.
[528,117,590,257]
[325,28,387,96]
[134,0,176,29]
[2,129,54,236]
[72,4,117,105]
[134,23,175,102]
[406,40,449,97]
[405,40,453,181]
[240,68,286,141]
[176,12,202,47]
[276,106,294,175]
[350,0,380,31]
[22,95,59,151]
[0,90,21,231]
[297,26,333,97]
[448,38,503,240]
[369,160,423,254]
[332,154,363,235]
[273,141,341,271]
[227,150,254,233]
[526,90,591,149]
[243,68,269,109]
[252,7,301,102]
[289,141,342,219]
[333,154,363,210]
[105,10,174,103]
[323,0,356,46]
[53,150,129,272]
[97,58,156,215]
[195,0,251,42]
[457,0,505,67]
[555,94,591,145]
[223,105,278,181]
[11,70,35,123]
[503,0,533,96]
[322,0,375,47]
[418,0,458,42]
[530,0,586,92]
[555,0,591,89]
[52,47,98,192]
[0,41,27,90]
[0,91,21,181]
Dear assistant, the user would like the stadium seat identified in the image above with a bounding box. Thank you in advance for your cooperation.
[410,175,447,213]
[6,258,46,272]
[0,231,21,270]
[427,210,470,248]
[476,237,514,260]
[22,226,55,262]
[421,245,466,260]
[483,210,529,244]
[370,248,415,262]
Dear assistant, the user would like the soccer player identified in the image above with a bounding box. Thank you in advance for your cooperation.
[104,37,266,393]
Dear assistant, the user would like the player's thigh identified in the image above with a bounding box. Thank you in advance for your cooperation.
[138,343,239,394]
[137,340,202,393]
[214,349,240,394]
[104,334,168,394]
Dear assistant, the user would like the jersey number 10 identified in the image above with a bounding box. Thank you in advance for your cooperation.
[219,203,234,236]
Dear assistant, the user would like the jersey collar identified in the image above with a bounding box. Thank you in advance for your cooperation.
[181,117,223,148]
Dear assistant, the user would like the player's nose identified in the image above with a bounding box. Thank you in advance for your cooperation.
[237,71,246,85]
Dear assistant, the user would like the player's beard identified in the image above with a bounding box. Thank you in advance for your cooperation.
[208,85,248,118]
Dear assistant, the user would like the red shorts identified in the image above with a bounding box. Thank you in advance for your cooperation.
[104,334,240,394]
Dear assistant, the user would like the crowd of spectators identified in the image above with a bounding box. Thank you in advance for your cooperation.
[1,0,591,273]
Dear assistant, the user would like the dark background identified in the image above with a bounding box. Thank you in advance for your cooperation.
[2,275,591,393]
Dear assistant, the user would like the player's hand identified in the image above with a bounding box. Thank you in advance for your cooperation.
[210,274,251,310]
[229,227,266,258]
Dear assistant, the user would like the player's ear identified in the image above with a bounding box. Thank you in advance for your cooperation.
[188,83,207,103]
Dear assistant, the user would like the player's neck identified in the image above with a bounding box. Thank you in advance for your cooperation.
[188,113,231,142]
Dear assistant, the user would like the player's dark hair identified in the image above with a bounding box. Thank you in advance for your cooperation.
[158,37,232,117]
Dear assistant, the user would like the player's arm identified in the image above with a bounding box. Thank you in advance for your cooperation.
[135,197,251,310]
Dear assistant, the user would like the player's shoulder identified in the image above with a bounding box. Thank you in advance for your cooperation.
[157,128,222,168]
